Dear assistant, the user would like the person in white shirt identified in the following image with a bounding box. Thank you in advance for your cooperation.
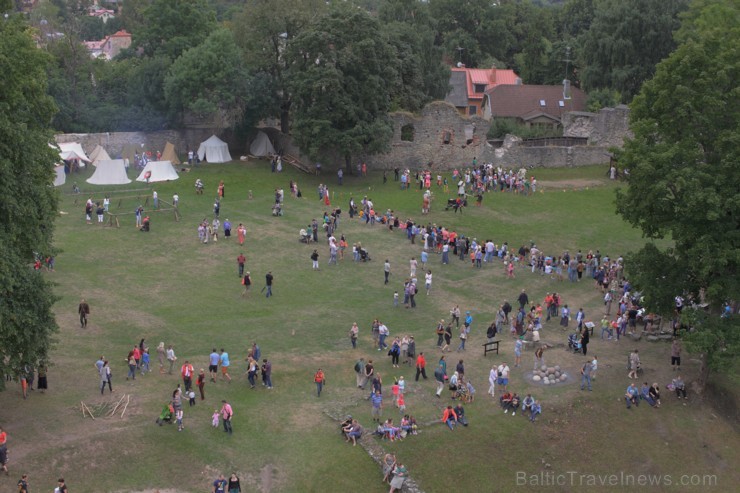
[425,271,433,295]
[488,366,497,397]
[497,363,510,392]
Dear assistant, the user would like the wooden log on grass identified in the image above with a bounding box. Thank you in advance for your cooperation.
[121,394,131,418]
[108,394,126,416]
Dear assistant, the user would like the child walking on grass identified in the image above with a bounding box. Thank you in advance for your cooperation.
[212,410,220,428]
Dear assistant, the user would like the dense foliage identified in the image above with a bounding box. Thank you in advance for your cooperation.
[615,0,740,386]
[0,15,60,388]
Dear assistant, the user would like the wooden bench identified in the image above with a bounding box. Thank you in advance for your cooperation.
[482,340,499,356]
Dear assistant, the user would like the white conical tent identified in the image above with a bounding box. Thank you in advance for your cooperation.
[58,142,91,164]
[87,159,131,185]
[197,135,232,163]
[250,131,276,157]
[136,160,179,182]
[54,165,66,187]
[89,145,112,166]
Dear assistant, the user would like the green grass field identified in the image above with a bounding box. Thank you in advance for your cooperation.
[0,162,737,493]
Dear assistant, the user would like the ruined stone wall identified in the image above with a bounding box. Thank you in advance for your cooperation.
[361,101,491,170]
[360,101,625,170]
[563,105,632,147]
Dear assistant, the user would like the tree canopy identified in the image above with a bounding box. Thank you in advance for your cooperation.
[0,16,60,387]
[288,6,396,170]
[615,0,740,386]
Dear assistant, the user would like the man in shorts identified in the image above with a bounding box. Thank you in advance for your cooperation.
[497,362,510,393]
[219,349,231,383]
[209,348,220,382]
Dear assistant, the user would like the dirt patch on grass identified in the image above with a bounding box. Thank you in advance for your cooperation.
[537,179,604,189]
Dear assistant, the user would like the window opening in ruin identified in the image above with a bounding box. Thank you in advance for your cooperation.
[400,124,415,142]
[442,131,451,144]
[469,105,477,115]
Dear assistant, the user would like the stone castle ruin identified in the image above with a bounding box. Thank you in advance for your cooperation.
[54,103,631,172]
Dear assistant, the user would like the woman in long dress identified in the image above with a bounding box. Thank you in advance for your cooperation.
[237,224,246,245]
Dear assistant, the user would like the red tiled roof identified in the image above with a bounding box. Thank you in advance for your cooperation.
[110,30,131,38]
[486,84,587,120]
[450,67,520,102]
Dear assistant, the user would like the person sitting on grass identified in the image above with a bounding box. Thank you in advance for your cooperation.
[343,419,363,446]
[649,383,661,408]
[500,391,513,412]
[506,393,521,416]
[672,375,687,399]
[529,401,542,422]
[453,404,469,427]
[625,383,639,409]
[382,418,401,441]
[441,405,458,430]
[521,394,535,416]
[640,382,657,407]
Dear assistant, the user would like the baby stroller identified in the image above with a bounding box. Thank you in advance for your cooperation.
[272,203,283,216]
[359,247,371,261]
[567,332,582,353]
[155,403,174,426]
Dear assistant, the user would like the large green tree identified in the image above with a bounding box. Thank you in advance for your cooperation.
[615,0,740,389]
[164,28,250,127]
[287,6,396,171]
[0,16,60,388]
[579,0,689,102]
[135,0,217,59]
[232,0,325,133]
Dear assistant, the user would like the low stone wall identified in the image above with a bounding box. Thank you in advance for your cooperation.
[483,142,612,168]
[563,105,632,147]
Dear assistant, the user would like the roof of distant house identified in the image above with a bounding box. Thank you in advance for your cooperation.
[486,84,587,120]
[445,67,521,107]
[89,8,115,18]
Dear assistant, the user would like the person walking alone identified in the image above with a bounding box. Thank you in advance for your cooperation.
[264,272,274,298]
[415,352,427,381]
[78,299,90,328]
[314,368,325,397]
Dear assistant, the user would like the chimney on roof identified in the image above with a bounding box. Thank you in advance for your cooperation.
[490,69,496,85]
[515,77,523,85]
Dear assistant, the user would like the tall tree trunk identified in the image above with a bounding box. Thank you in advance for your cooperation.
[345,154,352,174]
[693,352,710,397]
[280,98,291,134]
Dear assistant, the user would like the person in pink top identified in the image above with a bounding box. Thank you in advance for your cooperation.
[220,400,233,435]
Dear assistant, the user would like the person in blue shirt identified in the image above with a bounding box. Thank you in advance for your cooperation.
[212,474,227,493]
[625,383,639,408]
[209,349,220,382]
[219,349,231,383]
[464,311,473,332]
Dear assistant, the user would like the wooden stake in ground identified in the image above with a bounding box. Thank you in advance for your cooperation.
[82,401,96,420]
[121,394,131,418]
[108,394,126,417]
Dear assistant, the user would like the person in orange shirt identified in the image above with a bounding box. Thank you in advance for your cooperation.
[314,368,325,397]
[181,361,194,392]
[415,352,427,381]
[441,406,458,430]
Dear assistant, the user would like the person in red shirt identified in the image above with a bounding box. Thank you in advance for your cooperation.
[0,426,8,475]
[237,253,246,278]
[132,346,141,370]
[181,361,194,392]
[314,369,325,397]
[415,352,427,381]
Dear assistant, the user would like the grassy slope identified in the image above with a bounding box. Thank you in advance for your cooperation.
[0,162,736,493]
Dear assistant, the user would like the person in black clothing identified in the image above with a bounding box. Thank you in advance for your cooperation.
[264,272,273,298]
[502,301,512,323]
[518,290,529,309]
[580,327,590,356]
[228,472,242,492]
[394,167,399,181]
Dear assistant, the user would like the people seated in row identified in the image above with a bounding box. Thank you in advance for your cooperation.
[625,383,639,409]
[441,406,458,430]
[672,376,687,399]
[453,404,468,427]
[342,418,363,446]
[400,415,417,435]
[641,382,661,408]
[500,391,520,415]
